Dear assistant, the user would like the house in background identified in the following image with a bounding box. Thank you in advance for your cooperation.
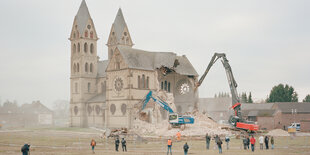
[272,102,310,132]
[241,102,310,132]
[198,97,232,122]
[0,101,53,128]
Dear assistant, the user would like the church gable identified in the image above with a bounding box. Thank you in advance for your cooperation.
[106,48,128,71]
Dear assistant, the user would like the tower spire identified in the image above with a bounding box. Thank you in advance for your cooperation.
[113,8,127,41]
[75,0,91,36]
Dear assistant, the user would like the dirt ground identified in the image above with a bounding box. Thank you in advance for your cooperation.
[0,127,310,155]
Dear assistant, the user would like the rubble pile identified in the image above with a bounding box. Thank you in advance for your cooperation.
[267,129,290,136]
[131,90,231,137]
[131,112,231,137]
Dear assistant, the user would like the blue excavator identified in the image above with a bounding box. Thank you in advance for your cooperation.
[141,91,195,130]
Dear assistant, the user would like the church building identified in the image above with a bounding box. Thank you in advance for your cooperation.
[69,0,199,128]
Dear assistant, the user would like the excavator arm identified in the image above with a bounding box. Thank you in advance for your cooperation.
[195,53,246,125]
[142,91,174,113]
[196,53,258,131]
[195,53,241,113]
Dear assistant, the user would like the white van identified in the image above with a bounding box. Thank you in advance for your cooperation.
[289,123,300,131]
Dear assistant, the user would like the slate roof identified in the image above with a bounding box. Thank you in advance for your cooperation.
[87,94,106,103]
[75,0,91,36]
[242,103,274,110]
[247,110,276,117]
[113,8,127,41]
[273,102,310,114]
[116,45,198,76]
[97,60,109,77]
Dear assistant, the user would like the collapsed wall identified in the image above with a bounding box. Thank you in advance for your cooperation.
[131,90,231,137]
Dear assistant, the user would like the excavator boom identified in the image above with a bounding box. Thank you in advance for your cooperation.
[196,53,258,131]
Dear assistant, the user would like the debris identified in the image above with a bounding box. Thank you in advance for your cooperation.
[266,129,290,137]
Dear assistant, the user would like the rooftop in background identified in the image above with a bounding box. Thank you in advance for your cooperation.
[273,102,310,114]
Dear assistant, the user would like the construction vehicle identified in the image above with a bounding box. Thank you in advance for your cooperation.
[195,53,259,132]
[141,91,195,130]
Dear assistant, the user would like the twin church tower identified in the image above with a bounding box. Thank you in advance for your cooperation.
[69,0,198,128]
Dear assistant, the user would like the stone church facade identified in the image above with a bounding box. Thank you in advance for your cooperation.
[69,0,199,128]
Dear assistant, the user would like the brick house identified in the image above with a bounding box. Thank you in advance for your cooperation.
[241,102,310,131]
[272,102,310,132]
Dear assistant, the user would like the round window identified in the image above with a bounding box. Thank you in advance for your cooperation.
[110,104,116,115]
[176,79,191,95]
[87,25,91,29]
[124,32,127,36]
[121,104,127,115]
[74,106,78,115]
[114,77,124,92]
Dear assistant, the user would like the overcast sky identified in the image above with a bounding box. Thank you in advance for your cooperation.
[0,0,309,108]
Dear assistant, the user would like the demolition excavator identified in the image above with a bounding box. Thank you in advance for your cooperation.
[195,53,259,132]
[141,91,195,130]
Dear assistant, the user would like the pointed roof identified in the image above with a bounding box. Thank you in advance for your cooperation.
[114,45,198,76]
[113,8,127,40]
[75,0,91,36]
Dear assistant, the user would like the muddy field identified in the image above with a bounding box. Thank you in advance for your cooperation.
[1,127,310,155]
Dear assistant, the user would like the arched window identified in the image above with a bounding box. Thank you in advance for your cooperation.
[161,81,163,90]
[164,81,167,91]
[121,104,127,115]
[77,63,79,72]
[146,77,149,89]
[138,76,141,88]
[142,75,145,88]
[88,82,91,93]
[75,83,78,93]
[90,44,94,54]
[73,63,76,73]
[101,81,106,94]
[84,30,88,38]
[85,63,88,72]
[73,32,76,39]
[168,82,171,92]
[73,44,76,53]
[110,104,116,115]
[78,43,80,52]
[90,63,93,72]
[84,42,88,53]
[90,31,94,39]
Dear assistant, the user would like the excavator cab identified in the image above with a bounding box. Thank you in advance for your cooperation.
[169,113,179,123]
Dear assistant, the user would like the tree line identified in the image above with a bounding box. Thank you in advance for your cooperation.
[213,83,310,103]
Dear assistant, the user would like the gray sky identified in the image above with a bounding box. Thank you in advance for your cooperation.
[0,0,309,108]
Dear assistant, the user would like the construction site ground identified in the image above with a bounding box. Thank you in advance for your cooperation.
[1,127,310,155]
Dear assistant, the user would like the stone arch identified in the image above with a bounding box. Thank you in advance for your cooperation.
[84,42,88,53]
[121,104,127,115]
[73,63,76,73]
[90,63,93,72]
[110,104,116,115]
[73,44,76,53]
[84,30,88,38]
[90,43,94,54]
[85,63,88,72]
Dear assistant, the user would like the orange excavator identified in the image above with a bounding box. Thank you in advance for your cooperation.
[195,53,258,132]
